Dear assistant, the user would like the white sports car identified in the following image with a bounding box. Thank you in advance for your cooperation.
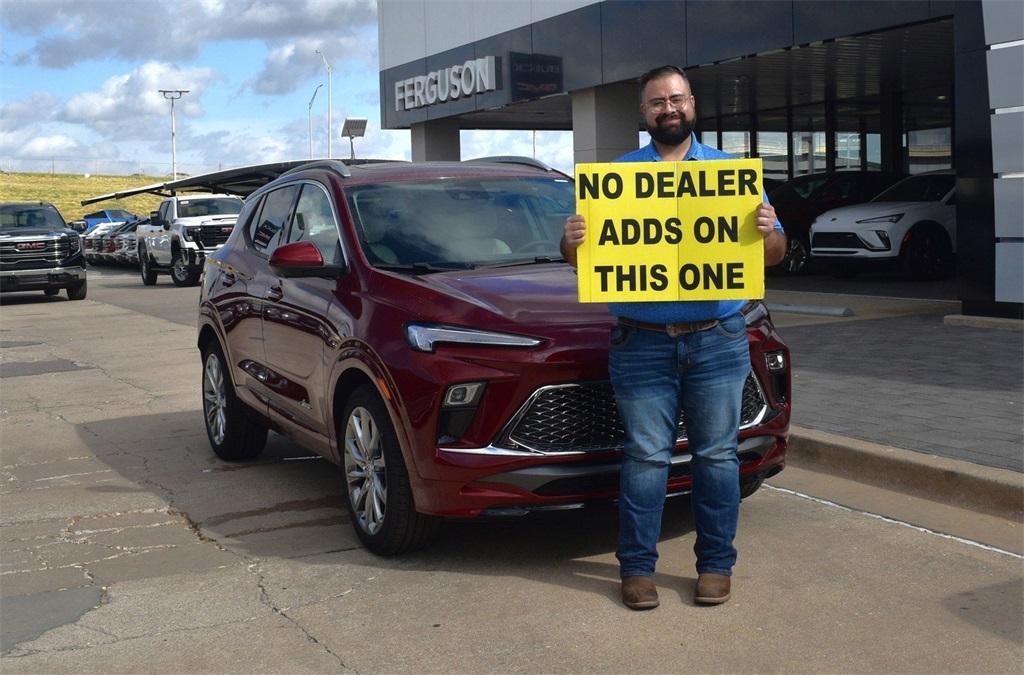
[809,170,955,279]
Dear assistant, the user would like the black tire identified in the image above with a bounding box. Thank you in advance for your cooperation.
[66,279,87,301]
[170,249,201,287]
[777,236,810,275]
[901,225,954,281]
[201,341,267,461]
[339,384,439,555]
[44,288,60,297]
[139,246,157,286]
[739,475,764,500]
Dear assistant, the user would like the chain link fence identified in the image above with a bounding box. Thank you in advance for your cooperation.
[0,157,223,177]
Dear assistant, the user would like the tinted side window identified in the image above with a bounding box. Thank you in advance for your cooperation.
[250,185,299,257]
[287,184,341,264]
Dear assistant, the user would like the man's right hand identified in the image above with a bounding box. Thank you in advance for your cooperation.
[560,214,586,267]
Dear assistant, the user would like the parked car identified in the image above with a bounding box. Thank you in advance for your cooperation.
[809,170,956,279]
[197,159,792,555]
[94,221,136,265]
[0,202,87,300]
[82,208,136,233]
[114,219,144,265]
[83,221,123,264]
[769,171,904,274]
[138,193,243,286]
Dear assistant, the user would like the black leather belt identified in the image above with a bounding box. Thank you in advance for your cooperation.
[618,317,720,337]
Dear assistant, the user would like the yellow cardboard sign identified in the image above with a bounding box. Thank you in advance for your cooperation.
[575,159,765,303]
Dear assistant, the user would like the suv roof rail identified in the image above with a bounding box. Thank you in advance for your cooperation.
[280,159,352,179]
[464,155,553,171]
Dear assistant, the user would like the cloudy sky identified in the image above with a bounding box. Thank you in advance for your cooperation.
[0,0,575,176]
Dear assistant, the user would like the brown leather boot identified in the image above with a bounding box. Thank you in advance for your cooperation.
[695,573,731,605]
[621,575,659,610]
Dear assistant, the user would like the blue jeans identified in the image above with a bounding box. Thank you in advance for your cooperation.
[609,312,750,578]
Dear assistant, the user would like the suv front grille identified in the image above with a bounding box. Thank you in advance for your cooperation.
[502,374,767,454]
[812,232,864,249]
[0,238,73,270]
[197,224,233,249]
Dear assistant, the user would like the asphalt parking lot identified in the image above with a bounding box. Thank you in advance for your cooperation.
[1,267,1021,672]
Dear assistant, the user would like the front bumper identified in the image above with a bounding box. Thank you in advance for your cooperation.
[414,432,788,517]
[0,265,87,293]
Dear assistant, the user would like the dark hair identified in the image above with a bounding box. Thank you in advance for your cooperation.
[638,65,691,98]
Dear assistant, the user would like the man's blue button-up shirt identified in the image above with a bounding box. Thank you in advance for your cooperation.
[607,136,781,323]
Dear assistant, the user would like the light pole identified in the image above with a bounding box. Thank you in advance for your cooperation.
[307,83,323,159]
[158,89,189,179]
[314,49,333,157]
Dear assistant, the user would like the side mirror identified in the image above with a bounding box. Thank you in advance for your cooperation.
[149,211,163,228]
[269,241,347,279]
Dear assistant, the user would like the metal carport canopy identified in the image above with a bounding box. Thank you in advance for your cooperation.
[79,159,318,206]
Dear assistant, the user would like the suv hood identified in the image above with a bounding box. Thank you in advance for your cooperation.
[410,263,613,327]
[0,228,76,239]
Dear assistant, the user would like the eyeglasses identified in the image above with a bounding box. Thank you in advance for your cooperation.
[645,94,692,113]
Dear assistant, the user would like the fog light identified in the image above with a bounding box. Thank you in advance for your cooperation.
[765,351,786,373]
[443,382,485,408]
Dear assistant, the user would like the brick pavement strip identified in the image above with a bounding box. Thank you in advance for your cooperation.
[780,314,1024,472]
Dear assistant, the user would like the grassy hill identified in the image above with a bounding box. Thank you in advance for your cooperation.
[0,172,165,222]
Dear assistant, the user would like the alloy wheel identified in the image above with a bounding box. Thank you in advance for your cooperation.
[203,353,228,446]
[172,254,189,282]
[344,406,388,535]
[782,237,808,274]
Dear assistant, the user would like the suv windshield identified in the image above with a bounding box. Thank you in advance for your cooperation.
[346,177,574,268]
[0,205,66,231]
[872,174,954,202]
[178,198,243,218]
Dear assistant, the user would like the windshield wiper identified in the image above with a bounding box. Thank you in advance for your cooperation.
[487,256,566,268]
[375,262,475,274]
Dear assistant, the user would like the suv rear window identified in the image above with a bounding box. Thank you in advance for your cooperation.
[178,198,243,218]
[346,177,574,267]
[0,204,66,230]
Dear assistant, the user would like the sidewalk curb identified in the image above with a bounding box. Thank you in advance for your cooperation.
[785,426,1023,521]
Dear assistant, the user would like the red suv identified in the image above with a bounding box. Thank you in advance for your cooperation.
[197,159,791,555]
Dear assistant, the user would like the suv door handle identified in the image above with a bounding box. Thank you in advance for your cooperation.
[221,271,236,287]
[266,285,283,301]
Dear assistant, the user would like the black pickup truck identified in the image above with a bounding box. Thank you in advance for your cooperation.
[0,202,87,300]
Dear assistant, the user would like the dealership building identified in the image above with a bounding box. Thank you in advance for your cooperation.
[377,0,1022,318]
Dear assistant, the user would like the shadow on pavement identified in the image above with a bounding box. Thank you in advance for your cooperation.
[77,410,702,605]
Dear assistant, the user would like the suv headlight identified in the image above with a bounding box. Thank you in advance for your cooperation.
[406,324,543,353]
[855,213,903,224]
[182,226,200,241]
[67,234,81,253]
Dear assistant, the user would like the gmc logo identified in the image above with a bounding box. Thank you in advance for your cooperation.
[16,242,46,250]
[220,227,233,233]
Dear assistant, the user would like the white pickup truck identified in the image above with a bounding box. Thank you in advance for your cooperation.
[137,193,243,286]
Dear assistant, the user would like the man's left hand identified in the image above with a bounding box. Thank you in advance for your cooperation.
[756,203,787,266]
[756,203,778,238]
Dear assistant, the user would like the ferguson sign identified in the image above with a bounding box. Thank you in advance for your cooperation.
[395,56,497,111]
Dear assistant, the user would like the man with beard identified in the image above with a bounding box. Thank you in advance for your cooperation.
[561,65,786,610]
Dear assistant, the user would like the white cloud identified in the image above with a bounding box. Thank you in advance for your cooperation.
[0,93,59,127]
[2,0,377,69]
[18,134,85,158]
[60,62,219,137]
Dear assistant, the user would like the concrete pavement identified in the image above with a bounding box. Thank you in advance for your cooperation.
[0,272,1022,671]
